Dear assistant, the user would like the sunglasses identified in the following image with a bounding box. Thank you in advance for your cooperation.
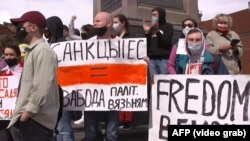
[182,23,194,28]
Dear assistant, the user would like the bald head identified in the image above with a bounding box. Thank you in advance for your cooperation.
[100,12,112,23]
[94,12,112,28]
[93,12,113,38]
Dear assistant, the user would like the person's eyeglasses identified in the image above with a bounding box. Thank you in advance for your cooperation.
[182,24,194,28]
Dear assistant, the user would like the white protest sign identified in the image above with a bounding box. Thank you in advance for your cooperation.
[51,38,148,111]
[0,75,20,120]
[149,75,250,141]
[176,38,187,55]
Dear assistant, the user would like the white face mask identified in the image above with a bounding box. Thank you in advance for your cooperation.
[151,16,158,22]
[187,42,203,55]
[182,27,192,36]
[112,23,121,33]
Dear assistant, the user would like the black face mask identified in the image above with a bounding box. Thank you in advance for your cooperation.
[15,27,28,41]
[5,58,18,67]
[94,26,107,36]
[81,32,88,39]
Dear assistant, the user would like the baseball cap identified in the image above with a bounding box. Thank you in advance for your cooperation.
[10,11,46,28]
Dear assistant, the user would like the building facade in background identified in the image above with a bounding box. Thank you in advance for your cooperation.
[93,0,199,44]
[200,8,250,74]
[93,0,200,129]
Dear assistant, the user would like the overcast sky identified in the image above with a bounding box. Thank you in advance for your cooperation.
[198,0,249,21]
[0,0,249,29]
[0,0,93,29]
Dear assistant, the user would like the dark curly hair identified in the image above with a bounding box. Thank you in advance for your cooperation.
[0,35,19,55]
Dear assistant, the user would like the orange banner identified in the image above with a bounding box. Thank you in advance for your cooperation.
[58,64,147,86]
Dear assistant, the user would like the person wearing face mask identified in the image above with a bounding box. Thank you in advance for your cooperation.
[1,44,23,76]
[0,35,18,71]
[45,16,66,44]
[7,11,60,141]
[45,16,76,141]
[0,44,22,141]
[142,7,174,77]
[168,18,198,74]
[112,14,151,131]
[67,15,96,40]
[84,12,120,141]
[112,14,135,130]
[112,14,132,39]
[80,24,95,40]
[175,28,228,74]
[206,13,243,74]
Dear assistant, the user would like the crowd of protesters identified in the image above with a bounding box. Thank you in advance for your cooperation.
[0,6,243,141]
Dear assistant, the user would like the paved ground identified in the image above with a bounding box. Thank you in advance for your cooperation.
[73,124,148,141]
[73,111,149,141]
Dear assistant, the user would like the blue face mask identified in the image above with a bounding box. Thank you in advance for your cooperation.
[187,42,203,55]
[151,16,158,22]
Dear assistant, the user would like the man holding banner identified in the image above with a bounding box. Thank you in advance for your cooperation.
[83,11,120,141]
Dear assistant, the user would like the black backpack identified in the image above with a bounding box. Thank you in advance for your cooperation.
[54,85,63,134]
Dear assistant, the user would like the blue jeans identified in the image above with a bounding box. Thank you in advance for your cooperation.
[56,111,75,141]
[149,59,168,76]
[84,111,119,141]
